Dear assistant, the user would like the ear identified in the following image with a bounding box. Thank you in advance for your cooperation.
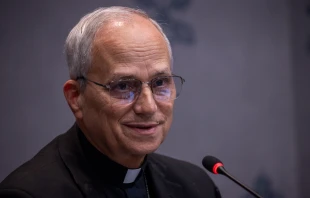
[63,80,83,119]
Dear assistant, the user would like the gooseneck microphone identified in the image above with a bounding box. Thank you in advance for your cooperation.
[202,156,263,198]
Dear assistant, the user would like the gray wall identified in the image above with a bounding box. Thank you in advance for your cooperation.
[291,0,310,196]
[1,0,309,197]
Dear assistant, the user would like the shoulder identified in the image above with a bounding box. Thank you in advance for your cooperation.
[1,135,60,185]
[148,153,221,197]
[0,133,80,198]
[0,188,34,198]
[148,153,208,178]
[148,153,215,188]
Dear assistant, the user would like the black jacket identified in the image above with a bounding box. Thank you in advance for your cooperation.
[0,124,221,198]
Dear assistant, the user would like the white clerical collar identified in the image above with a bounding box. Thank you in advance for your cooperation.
[123,168,142,184]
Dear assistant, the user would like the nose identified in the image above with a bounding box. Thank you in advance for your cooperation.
[132,84,157,116]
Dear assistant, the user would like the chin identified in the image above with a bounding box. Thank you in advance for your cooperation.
[126,141,161,156]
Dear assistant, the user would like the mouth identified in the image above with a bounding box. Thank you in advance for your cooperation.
[123,122,160,135]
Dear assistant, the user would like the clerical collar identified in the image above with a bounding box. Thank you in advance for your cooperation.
[77,126,147,185]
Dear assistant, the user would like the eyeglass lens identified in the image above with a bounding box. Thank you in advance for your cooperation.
[109,76,183,104]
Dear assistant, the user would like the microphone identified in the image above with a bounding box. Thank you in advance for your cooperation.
[202,156,263,198]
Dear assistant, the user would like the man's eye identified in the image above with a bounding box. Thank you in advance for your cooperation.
[155,79,164,86]
[117,82,129,90]
[112,80,137,92]
[154,77,170,87]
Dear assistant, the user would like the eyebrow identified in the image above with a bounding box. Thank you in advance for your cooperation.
[110,69,172,81]
[152,70,172,77]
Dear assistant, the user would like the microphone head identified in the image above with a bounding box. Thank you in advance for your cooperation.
[202,155,224,174]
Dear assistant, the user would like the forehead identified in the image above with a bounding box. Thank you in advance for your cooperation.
[90,15,171,79]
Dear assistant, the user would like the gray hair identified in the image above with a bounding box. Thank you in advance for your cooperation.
[65,6,173,82]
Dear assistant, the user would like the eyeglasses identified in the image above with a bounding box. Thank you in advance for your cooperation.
[76,75,185,105]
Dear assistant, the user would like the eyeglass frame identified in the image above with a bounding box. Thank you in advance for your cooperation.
[76,75,185,101]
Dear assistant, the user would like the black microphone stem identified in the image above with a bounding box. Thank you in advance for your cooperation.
[218,167,263,198]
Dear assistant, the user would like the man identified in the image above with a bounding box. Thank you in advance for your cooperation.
[0,6,221,198]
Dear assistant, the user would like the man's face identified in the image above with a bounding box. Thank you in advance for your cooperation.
[77,16,173,161]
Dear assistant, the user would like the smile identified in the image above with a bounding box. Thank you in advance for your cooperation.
[123,122,160,135]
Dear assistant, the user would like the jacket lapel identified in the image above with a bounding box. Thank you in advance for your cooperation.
[57,124,106,198]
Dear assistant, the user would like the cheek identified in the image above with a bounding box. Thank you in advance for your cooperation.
[159,101,174,125]
[81,90,131,126]
[80,91,111,122]
[99,104,132,132]
[161,100,174,114]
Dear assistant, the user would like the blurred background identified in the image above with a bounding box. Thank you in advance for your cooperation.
[0,0,309,197]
